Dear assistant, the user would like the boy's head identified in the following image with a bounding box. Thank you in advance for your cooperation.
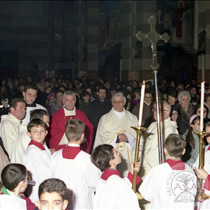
[38,178,68,210]
[23,83,38,105]
[1,164,28,193]
[91,144,121,171]
[27,119,48,143]
[164,134,186,158]
[65,119,85,143]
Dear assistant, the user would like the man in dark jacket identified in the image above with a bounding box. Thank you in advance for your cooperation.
[87,85,112,150]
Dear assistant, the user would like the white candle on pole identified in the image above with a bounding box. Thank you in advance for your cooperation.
[139,81,145,126]
[200,81,205,131]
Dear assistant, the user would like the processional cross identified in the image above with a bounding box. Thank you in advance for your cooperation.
[136,16,170,164]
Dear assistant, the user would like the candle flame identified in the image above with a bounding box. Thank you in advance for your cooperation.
[143,81,145,85]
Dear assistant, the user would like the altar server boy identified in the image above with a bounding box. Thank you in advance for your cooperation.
[91,144,141,209]
[193,121,210,209]
[139,134,197,209]
[49,119,101,210]
[36,178,69,210]
[0,163,35,210]
[23,119,52,205]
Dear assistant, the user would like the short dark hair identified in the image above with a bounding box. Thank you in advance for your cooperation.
[97,85,107,92]
[30,109,50,121]
[27,118,48,132]
[24,83,38,92]
[9,98,26,113]
[38,178,67,200]
[91,144,114,172]
[168,90,178,99]
[164,134,186,158]
[1,164,27,191]
[65,119,85,141]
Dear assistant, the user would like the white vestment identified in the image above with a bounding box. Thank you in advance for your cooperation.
[22,143,51,205]
[193,145,210,209]
[0,113,21,159]
[140,117,178,179]
[139,161,197,209]
[22,103,46,126]
[94,108,138,177]
[0,195,26,210]
[49,144,101,210]
[93,170,140,209]
[10,125,30,164]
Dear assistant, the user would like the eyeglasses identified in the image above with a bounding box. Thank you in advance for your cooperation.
[113,101,124,104]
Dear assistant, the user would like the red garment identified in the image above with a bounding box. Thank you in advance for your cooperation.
[49,108,94,153]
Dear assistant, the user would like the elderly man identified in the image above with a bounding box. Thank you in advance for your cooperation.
[140,101,178,180]
[0,98,26,159]
[177,90,195,123]
[49,90,93,153]
[94,92,138,177]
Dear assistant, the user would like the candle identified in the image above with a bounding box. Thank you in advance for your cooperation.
[200,81,205,131]
[139,81,145,126]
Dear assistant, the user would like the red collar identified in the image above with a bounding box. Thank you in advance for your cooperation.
[101,168,121,180]
[62,146,81,159]
[28,140,45,150]
[165,159,185,170]
[208,145,210,150]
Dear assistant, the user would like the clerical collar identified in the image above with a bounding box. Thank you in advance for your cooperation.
[144,101,152,106]
[101,168,121,180]
[28,140,45,150]
[113,108,124,118]
[64,106,76,116]
[165,159,185,170]
[100,99,104,102]
[26,102,36,107]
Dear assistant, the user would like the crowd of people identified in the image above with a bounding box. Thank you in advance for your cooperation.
[0,74,210,209]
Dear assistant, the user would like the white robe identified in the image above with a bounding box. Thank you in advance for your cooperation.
[49,144,101,210]
[139,162,197,209]
[94,108,138,177]
[93,170,140,209]
[193,145,210,209]
[10,125,30,164]
[22,103,46,126]
[0,195,26,210]
[22,143,51,205]
[139,117,178,179]
[0,113,21,159]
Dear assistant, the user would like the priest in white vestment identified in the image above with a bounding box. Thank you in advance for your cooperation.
[94,92,138,177]
[139,101,178,180]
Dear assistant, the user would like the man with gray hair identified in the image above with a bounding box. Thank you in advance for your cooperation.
[139,101,178,180]
[49,90,94,153]
[94,92,138,177]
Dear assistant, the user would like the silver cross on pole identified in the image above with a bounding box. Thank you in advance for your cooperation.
[136,16,170,164]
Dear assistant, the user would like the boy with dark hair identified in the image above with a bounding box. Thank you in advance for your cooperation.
[22,83,46,126]
[139,134,197,209]
[167,90,178,106]
[50,119,101,210]
[0,163,35,210]
[11,109,50,164]
[91,144,141,209]
[23,119,52,205]
[36,178,69,210]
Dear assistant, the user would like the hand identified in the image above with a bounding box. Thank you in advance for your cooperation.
[130,161,140,174]
[118,133,128,142]
[196,169,208,179]
[50,148,56,154]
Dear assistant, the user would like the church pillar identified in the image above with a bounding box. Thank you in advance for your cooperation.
[120,1,157,82]
[73,1,98,81]
[197,1,210,84]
